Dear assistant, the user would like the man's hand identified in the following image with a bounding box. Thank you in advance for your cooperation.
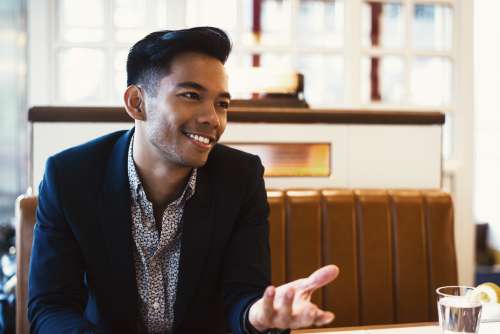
[248,265,339,332]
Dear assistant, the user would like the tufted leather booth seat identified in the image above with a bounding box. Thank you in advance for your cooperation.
[267,189,457,327]
[15,189,456,333]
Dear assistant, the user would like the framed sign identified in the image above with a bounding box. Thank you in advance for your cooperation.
[226,143,331,177]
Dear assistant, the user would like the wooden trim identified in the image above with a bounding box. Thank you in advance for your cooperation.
[293,321,438,333]
[28,106,445,125]
[29,106,131,122]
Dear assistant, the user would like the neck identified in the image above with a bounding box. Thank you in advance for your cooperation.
[132,132,192,209]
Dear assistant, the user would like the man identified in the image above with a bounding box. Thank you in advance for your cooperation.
[28,27,339,333]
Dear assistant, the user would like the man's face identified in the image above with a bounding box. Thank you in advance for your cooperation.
[142,52,230,168]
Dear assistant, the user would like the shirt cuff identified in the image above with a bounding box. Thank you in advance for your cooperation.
[242,298,261,334]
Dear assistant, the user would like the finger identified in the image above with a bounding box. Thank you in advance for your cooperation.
[300,265,339,293]
[313,310,335,327]
[261,286,276,323]
[295,306,318,328]
[276,287,295,327]
[281,287,294,316]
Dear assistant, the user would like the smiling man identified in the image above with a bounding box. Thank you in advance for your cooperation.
[28,27,338,334]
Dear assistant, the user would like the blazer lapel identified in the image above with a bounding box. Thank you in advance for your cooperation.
[174,165,215,330]
[98,129,139,327]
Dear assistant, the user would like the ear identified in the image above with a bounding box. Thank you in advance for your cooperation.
[124,85,146,121]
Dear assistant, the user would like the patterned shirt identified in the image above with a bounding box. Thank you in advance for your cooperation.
[127,137,197,333]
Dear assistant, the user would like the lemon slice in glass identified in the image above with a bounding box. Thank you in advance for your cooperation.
[471,282,500,304]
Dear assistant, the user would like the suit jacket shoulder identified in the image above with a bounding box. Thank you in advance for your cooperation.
[206,143,264,185]
[48,129,129,180]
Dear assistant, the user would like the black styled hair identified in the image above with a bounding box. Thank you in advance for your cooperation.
[126,26,232,95]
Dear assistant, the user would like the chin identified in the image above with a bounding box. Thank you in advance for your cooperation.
[181,155,209,168]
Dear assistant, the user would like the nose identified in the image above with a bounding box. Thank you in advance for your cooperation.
[198,101,222,129]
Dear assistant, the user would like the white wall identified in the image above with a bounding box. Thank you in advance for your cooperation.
[475,0,500,250]
[448,0,475,286]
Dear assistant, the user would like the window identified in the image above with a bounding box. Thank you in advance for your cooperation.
[44,0,169,105]
[36,1,456,116]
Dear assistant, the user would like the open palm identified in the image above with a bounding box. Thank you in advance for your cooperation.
[248,265,339,331]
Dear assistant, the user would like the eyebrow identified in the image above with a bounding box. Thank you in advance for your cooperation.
[176,81,231,100]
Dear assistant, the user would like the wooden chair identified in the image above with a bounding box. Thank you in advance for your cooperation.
[15,194,37,334]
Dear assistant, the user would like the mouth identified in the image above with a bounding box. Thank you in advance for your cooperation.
[182,131,216,149]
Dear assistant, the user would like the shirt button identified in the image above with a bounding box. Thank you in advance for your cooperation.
[153,302,159,310]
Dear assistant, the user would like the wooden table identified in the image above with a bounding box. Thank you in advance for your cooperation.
[293,321,500,333]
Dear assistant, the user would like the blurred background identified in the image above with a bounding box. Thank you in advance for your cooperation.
[3,0,462,223]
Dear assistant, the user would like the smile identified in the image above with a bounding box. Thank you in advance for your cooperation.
[183,131,214,146]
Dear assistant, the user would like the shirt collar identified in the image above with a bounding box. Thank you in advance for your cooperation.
[127,135,197,206]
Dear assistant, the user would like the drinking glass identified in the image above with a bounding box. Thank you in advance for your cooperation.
[436,286,482,334]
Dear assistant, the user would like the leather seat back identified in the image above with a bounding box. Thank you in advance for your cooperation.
[268,189,457,327]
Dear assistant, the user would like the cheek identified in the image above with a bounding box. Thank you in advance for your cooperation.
[218,113,228,131]
[150,106,178,130]
[146,112,177,143]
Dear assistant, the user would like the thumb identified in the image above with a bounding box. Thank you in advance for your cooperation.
[300,265,339,293]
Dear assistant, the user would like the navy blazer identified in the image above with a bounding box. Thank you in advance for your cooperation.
[28,129,271,333]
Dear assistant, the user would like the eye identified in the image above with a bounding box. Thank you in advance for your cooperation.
[217,100,230,109]
[179,92,200,100]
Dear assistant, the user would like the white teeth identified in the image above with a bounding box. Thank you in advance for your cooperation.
[187,133,210,144]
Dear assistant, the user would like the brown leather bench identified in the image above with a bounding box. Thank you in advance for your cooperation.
[15,189,456,333]
[268,189,457,327]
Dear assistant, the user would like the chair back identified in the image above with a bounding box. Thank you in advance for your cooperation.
[15,194,37,334]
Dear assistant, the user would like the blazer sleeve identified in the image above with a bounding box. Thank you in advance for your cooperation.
[28,157,103,334]
[223,156,271,334]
